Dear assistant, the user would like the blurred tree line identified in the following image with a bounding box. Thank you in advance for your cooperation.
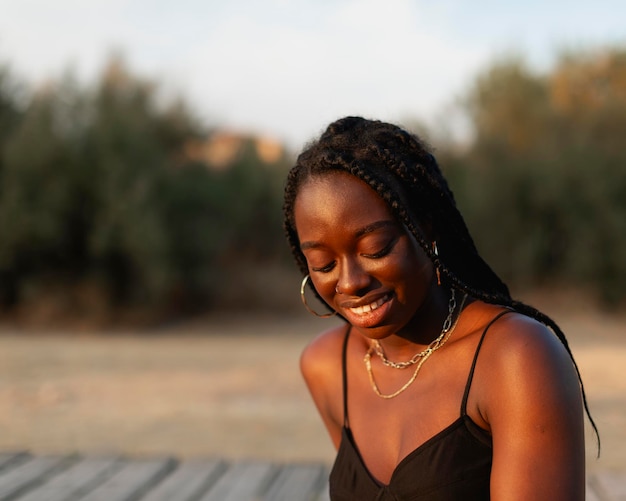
[0,58,289,321]
[440,47,626,307]
[0,47,624,323]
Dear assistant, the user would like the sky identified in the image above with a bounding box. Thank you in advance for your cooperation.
[1,0,625,149]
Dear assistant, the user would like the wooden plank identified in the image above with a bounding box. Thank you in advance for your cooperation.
[141,460,226,501]
[0,456,74,501]
[77,457,176,501]
[197,461,277,501]
[0,454,31,474]
[16,456,121,501]
[590,470,626,501]
[263,463,327,501]
[0,451,621,501]
[317,480,331,501]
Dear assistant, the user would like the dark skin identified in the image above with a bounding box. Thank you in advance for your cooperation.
[295,171,585,499]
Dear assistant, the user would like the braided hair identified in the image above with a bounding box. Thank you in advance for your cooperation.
[283,116,598,447]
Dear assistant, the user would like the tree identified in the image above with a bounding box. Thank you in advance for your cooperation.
[449,47,626,306]
[0,56,294,318]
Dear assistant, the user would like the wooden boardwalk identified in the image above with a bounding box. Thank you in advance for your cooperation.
[0,451,624,501]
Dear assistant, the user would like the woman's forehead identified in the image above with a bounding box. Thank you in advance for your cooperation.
[293,172,397,235]
[297,171,387,209]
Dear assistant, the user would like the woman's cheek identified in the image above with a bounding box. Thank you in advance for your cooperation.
[310,274,336,302]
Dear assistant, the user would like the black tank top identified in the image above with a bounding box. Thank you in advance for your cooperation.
[329,310,512,501]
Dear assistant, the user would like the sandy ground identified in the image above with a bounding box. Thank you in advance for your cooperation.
[0,303,624,474]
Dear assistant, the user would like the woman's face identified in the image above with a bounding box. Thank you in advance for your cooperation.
[294,171,437,340]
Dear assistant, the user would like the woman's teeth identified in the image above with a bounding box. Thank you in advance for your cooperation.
[349,295,389,315]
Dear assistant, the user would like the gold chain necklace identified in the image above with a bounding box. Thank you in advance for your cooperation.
[371,289,459,369]
[364,291,468,399]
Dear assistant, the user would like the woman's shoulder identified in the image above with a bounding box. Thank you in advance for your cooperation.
[300,323,349,379]
[461,301,579,400]
[299,324,349,438]
[469,303,586,498]
[470,302,581,415]
[476,304,570,364]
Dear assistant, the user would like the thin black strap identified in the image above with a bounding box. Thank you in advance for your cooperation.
[341,325,352,428]
[461,309,515,416]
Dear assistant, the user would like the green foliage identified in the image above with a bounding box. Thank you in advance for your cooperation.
[0,57,290,316]
[446,47,626,306]
[2,46,625,318]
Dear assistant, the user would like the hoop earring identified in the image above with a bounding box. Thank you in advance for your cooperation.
[432,241,442,286]
[300,275,336,318]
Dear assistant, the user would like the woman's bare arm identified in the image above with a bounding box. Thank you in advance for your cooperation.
[483,315,586,500]
[300,325,348,450]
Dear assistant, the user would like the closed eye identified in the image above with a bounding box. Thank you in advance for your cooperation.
[362,238,397,259]
[311,261,336,273]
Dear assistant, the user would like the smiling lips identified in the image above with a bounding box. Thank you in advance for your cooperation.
[347,294,391,316]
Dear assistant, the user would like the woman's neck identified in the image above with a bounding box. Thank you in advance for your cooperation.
[379,284,452,359]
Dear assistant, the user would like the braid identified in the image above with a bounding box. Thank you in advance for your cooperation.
[283,116,599,447]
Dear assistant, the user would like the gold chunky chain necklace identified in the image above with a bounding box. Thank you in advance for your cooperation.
[364,290,468,399]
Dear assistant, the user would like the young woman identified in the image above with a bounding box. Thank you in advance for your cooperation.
[283,117,596,500]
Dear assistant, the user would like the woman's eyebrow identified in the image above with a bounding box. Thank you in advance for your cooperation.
[300,220,397,251]
[300,240,322,251]
[354,220,397,238]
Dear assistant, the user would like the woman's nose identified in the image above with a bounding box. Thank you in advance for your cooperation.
[336,259,371,296]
